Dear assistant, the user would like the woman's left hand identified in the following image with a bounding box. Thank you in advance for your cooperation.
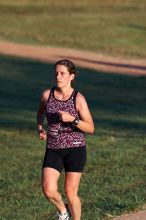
[58,111,75,122]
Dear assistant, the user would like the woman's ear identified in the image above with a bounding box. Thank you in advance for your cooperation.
[71,73,75,80]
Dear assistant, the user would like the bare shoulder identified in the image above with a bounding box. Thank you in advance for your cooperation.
[41,89,51,102]
[76,92,86,103]
[76,92,88,110]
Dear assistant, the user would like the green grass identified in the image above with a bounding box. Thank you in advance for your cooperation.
[0,0,146,58]
[0,54,146,220]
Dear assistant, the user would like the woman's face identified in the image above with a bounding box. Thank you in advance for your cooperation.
[55,64,74,88]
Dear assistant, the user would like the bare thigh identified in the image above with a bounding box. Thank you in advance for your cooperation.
[65,172,82,195]
[42,167,60,191]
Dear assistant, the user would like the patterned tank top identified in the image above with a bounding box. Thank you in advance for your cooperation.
[45,87,86,149]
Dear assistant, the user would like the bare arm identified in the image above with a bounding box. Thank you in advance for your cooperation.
[59,93,94,134]
[37,89,50,139]
[75,93,94,134]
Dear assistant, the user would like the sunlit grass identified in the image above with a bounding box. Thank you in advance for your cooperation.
[0,0,146,58]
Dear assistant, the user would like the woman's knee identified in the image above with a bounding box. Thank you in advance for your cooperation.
[65,187,78,200]
[42,183,56,200]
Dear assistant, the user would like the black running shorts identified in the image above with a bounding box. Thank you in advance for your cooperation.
[42,146,86,173]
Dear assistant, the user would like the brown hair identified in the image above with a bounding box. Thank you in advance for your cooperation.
[54,59,78,85]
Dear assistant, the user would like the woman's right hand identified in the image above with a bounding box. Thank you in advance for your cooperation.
[38,129,47,140]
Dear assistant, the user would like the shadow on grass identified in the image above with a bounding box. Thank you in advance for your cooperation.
[0,54,146,135]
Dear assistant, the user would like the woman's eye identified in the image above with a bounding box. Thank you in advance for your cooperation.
[55,72,65,76]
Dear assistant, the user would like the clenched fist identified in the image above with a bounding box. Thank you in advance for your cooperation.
[58,111,75,123]
[38,128,47,140]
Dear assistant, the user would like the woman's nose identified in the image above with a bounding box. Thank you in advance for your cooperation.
[56,72,61,79]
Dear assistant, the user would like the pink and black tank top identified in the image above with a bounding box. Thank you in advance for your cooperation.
[45,87,86,149]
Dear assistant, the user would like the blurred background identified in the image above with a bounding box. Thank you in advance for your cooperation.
[0,1,146,220]
[0,0,146,58]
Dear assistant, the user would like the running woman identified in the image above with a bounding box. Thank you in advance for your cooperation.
[37,59,94,220]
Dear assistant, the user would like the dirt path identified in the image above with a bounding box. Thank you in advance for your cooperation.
[113,205,146,220]
[0,40,146,76]
[0,40,146,220]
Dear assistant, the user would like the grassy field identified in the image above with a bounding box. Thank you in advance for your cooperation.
[0,54,146,220]
[0,0,146,58]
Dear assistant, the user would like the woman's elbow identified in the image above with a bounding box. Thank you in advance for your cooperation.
[89,124,94,134]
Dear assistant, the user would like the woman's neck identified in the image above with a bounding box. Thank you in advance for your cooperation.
[56,86,73,96]
[55,86,74,101]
